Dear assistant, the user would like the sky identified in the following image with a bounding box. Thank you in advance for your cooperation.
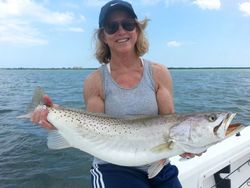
[0,0,250,68]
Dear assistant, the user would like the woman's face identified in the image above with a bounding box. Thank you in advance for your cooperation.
[102,10,138,56]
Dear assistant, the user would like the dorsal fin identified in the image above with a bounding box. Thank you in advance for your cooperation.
[27,86,45,113]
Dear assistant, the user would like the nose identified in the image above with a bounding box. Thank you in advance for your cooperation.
[116,24,126,34]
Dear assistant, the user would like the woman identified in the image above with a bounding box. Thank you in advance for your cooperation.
[33,0,185,187]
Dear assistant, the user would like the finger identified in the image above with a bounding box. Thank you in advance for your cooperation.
[159,159,166,165]
[40,108,49,121]
[188,154,195,158]
[196,150,207,156]
[40,120,56,130]
[180,153,189,158]
[180,153,195,159]
[32,107,42,123]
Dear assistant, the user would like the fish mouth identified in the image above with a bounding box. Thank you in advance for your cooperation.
[225,122,245,136]
[213,113,241,137]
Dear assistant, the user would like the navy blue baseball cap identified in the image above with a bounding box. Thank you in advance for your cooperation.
[99,0,137,28]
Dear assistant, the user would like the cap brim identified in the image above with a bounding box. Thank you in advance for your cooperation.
[99,5,137,27]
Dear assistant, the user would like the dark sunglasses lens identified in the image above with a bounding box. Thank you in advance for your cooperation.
[122,21,136,31]
[104,20,136,34]
[104,22,119,34]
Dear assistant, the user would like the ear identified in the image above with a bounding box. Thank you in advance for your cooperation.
[100,30,107,44]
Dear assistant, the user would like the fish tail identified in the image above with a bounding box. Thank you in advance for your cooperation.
[17,86,45,119]
[16,113,33,119]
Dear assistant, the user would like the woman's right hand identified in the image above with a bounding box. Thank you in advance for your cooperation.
[32,95,57,130]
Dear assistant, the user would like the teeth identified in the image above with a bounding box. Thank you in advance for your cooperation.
[117,38,129,43]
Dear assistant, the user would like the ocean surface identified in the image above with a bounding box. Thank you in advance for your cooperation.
[0,68,250,188]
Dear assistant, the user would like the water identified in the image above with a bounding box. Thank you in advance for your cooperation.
[0,68,250,188]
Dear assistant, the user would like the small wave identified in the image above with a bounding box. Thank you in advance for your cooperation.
[0,109,14,114]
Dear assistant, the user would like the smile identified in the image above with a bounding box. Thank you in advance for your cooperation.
[116,38,129,43]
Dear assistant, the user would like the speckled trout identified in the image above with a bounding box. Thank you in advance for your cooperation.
[19,87,244,178]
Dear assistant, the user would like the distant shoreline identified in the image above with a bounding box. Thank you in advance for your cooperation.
[0,67,97,70]
[0,67,250,70]
[169,67,250,70]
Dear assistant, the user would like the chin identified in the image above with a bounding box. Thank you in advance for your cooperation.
[116,45,134,53]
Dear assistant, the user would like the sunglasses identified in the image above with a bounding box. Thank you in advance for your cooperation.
[103,19,136,35]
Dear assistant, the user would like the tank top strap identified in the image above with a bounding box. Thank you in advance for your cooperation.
[141,59,156,92]
[99,64,108,99]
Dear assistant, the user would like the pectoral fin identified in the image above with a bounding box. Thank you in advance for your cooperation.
[47,130,71,149]
[151,141,174,153]
[148,159,169,179]
[177,143,207,154]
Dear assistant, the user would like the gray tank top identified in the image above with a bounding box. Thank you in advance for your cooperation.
[93,59,159,168]
[103,59,158,117]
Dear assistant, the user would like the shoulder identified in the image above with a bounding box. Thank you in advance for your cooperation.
[85,69,102,85]
[149,62,174,114]
[83,68,105,113]
[149,62,172,85]
[83,69,103,98]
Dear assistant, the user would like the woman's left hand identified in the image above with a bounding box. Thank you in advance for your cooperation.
[180,151,205,159]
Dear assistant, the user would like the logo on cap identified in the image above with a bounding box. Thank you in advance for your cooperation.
[110,3,118,7]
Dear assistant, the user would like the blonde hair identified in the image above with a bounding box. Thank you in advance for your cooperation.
[94,18,150,64]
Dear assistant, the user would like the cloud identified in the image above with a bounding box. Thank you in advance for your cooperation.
[138,0,190,6]
[0,0,75,25]
[37,11,75,25]
[80,15,87,22]
[167,41,182,47]
[239,2,250,16]
[193,0,221,10]
[53,27,85,33]
[0,19,48,45]
[0,0,81,45]
[86,0,187,7]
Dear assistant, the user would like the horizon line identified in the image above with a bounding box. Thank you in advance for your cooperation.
[1,67,250,70]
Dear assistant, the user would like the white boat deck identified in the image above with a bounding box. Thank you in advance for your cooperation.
[170,126,250,188]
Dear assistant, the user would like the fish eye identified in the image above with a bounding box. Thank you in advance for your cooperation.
[208,114,217,122]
